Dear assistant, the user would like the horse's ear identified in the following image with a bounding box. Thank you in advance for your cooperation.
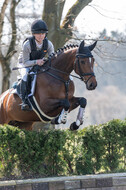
[79,40,85,53]
[88,41,97,51]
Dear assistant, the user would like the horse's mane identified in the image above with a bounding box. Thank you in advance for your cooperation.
[47,44,79,61]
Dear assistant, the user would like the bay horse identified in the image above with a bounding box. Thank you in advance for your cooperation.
[0,40,97,130]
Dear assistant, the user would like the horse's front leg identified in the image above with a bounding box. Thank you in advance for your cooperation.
[69,96,87,130]
[51,99,70,124]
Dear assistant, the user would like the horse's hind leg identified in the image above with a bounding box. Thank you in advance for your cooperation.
[69,97,87,130]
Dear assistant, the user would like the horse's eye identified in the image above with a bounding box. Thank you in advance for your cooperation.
[81,60,85,64]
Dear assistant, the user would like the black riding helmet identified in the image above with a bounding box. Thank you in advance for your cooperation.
[31,19,48,34]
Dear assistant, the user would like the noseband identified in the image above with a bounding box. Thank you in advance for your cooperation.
[74,54,95,84]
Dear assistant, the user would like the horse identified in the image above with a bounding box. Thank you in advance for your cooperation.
[0,40,97,130]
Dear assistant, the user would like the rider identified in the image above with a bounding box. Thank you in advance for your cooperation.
[18,19,54,111]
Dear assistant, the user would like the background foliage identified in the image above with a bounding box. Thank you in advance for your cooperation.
[0,119,126,179]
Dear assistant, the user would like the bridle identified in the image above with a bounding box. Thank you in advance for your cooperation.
[74,54,95,84]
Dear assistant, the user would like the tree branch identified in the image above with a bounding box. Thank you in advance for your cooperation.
[6,0,17,59]
[15,0,21,6]
[61,0,92,29]
[0,0,10,34]
[0,0,10,58]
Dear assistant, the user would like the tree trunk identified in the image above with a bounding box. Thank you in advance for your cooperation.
[1,59,11,92]
[0,0,18,92]
[42,0,67,49]
[42,0,93,50]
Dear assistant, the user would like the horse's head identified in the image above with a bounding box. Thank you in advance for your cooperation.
[74,40,97,90]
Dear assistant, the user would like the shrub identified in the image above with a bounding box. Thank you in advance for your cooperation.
[102,119,126,172]
[76,125,104,174]
[0,119,126,179]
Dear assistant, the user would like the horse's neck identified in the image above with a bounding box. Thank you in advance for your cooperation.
[52,48,77,74]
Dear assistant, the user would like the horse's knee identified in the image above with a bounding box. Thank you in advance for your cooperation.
[64,99,70,111]
[79,98,87,108]
[60,99,70,111]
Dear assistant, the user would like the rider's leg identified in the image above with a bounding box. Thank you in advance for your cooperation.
[20,69,31,111]
[20,79,31,111]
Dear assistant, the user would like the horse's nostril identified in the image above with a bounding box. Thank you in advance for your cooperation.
[88,82,97,90]
[89,82,94,89]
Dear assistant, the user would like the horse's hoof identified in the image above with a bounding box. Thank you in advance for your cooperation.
[70,122,79,131]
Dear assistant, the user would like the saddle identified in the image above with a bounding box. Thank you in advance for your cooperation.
[13,65,42,99]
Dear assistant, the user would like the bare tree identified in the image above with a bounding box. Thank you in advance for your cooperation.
[0,0,21,92]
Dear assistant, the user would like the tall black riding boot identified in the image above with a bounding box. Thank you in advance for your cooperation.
[20,80,31,111]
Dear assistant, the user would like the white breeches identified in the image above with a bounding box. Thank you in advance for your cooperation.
[18,66,31,81]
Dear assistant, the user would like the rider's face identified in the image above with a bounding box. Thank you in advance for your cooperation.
[33,33,46,44]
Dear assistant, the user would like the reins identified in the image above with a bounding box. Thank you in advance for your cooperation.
[45,54,95,85]
[34,58,82,99]
[47,65,82,80]
[40,54,95,98]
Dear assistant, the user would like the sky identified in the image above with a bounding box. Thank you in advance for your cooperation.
[64,0,126,38]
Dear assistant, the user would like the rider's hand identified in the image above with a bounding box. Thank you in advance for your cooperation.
[36,59,45,66]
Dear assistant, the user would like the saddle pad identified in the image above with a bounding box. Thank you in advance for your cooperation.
[11,89,55,123]
[28,95,55,123]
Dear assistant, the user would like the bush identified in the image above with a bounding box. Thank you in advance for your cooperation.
[0,119,126,179]
[76,125,104,175]
[102,119,126,172]
[0,126,67,178]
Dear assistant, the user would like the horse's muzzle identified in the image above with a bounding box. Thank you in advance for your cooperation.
[86,81,97,90]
